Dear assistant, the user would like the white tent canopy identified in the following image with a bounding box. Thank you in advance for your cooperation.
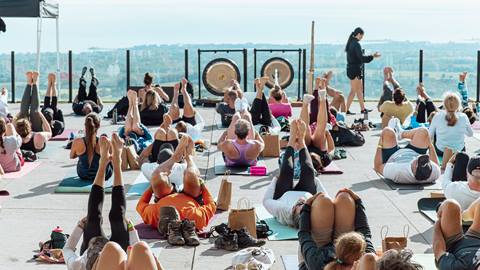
[0,0,60,90]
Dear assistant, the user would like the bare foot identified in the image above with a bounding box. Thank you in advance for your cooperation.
[314,77,322,90]
[32,72,39,85]
[26,71,33,85]
[288,119,298,147]
[99,136,112,161]
[127,89,137,100]
[297,120,307,148]
[48,73,56,86]
[111,133,124,158]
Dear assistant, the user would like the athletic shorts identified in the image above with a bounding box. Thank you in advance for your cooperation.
[381,144,428,164]
[346,65,362,80]
[173,115,196,126]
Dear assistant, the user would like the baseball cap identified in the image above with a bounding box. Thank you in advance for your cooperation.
[467,156,480,175]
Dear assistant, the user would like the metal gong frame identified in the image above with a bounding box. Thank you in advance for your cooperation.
[253,49,304,100]
[202,58,241,96]
[197,49,248,99]
[260,57,294,89]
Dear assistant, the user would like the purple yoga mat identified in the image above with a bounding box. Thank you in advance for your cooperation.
[134,223,166,240]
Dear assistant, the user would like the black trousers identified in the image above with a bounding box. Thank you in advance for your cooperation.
[273,146,316,200]
[416,99,437,123]
[80,184,129,255]
[452,152,469,182]
[43,96,65,136]
[73,77,102,115]
[250,94,272,126]
[309,89,330,125]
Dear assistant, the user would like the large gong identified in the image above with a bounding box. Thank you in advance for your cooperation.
[260,57,294,89]
[202,58,241,96]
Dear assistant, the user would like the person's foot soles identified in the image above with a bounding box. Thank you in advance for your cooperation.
[81,66,87,77]
[388,118,404,140]
[32,72,39,84]
[318,90,327,100]
[303,94,314,105]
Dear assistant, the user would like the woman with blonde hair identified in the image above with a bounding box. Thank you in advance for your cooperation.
[429,92,473,170]
[140,90,168,126]
[324,232,367,270]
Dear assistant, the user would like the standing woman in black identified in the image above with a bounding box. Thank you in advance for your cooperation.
[345,27,381,114]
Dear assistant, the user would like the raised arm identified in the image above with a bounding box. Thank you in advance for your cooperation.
[155,86,169,102]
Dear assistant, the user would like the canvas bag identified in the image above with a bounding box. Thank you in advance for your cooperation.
[381,225,409,252]
[216,171,232,211]
[261,134,280,157]
[228,198,257,238]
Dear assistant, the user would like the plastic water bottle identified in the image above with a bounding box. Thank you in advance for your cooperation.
[112,108,118,124]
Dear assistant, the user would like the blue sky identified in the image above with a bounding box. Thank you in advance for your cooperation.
[1,0,479,53]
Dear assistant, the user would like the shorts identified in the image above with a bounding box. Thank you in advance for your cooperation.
[346,65,363,80]
[308,146,332,168]
[173,115,196,126]
[381,144,428,164]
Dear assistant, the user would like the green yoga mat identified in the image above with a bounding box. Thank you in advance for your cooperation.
[127,173,150,196]
[256,205,298,240]
[55,175,113,193]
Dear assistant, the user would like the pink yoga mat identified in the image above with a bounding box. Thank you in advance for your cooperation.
[318,162,343,175]
[472,121,480,131]
[50,129,77,141]
[4,161,42,179]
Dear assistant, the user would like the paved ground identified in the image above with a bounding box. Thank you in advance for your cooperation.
[1,101,479,270]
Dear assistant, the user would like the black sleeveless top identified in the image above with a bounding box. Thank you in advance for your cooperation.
[21,132,46,153]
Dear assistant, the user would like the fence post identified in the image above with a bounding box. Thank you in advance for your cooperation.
[419,49,424,83]
[302,49,306,98]
[10,51,15,103]
[197,49,201,100]
[184,49,189,80]
[68,50,73,103]
[126,49,130,91]
[477,50,480,103]
[243,48,248,92]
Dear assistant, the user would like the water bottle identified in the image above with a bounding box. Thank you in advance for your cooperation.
[363,110,368,121]
[50,226,68,249]
[476,103,480,117]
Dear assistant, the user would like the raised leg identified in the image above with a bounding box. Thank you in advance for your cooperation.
[19,72,33,119]
[300,97,312,146]
[401,127,429,149]
[333,191,356,237]
[310,194,334,246]
[127,241,164,270]
[311,89,328,151]
[94,242,127,270]
[181,79,195,118]
[437,200,463,240]
[452,152,469,182]
[273,143,296,200]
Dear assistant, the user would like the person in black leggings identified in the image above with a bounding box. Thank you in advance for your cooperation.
[80,133,129,255]
[415,83,438,123]
[41,73,65,137]
[72,67,103,116]
[250,77,272,126]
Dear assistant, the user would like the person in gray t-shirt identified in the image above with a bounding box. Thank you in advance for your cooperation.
[0,119,22,174]
[216,89,237,127]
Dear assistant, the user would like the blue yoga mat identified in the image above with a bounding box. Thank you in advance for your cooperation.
[55,175,113,193]
[256,205,298,240]
[127,174,150,196]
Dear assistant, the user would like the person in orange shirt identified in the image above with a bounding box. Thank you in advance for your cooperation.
[136,135,216,246]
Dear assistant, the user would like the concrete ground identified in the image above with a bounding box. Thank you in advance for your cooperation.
[1,101,478,270]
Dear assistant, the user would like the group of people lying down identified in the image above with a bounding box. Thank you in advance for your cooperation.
[3,65,480,269]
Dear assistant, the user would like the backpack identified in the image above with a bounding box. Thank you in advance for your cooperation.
[276,116,290,132]
[331,122,365,147]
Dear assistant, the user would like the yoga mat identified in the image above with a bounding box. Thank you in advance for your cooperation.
[318,162,343,175]
[214,157,267,176]
[4,161,42,179]
[54,175,113,193]
[472,121,480,130]
[135,223,166,240]
[127,173,150,196]
[376,172,442,190]
[256,205,298,241]
[50,129,77,141]
[281,255,298,270]
[417,197,444,223]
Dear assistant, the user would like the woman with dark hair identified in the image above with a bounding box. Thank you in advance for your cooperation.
[379,88,414,128]
[299,78,335,172]
[72,67,104,116]
[70,113,113,181]
[138,72,169,104]
[345,27,381,115]
[42,73,65,137]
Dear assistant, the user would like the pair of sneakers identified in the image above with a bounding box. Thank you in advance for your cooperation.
[158,206,200,246]
[211,223,265,251]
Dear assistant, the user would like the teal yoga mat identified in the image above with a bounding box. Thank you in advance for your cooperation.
[256,205,298,240]
[55,175,113,193]
[127,173,150,196]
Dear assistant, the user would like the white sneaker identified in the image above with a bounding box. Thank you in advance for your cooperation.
[388,118,404,140]
[318,89,327,100]
[303,94,314,104]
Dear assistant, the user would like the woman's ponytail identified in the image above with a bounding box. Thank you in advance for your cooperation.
[443,93,460,126]
[345,27,364,52]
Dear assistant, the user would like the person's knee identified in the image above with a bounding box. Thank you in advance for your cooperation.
[101,241,125,258]
[334,191,355,207]
[361,253,377,265]
[415,127,429,138]
[311,193,333,210]
[130,241,150,255]
[381,127,396,140]
[183,169,201,198]
[440,199,462,217]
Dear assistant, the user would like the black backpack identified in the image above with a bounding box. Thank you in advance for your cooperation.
[331,122,365,147]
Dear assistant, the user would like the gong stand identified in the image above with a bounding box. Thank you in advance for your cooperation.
[197,49,248,99]
[253,49,304,100]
